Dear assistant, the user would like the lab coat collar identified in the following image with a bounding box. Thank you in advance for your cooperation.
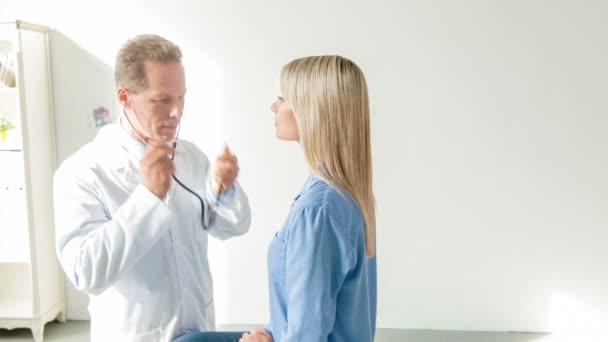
[98,123,185,160]
[96,123,185,186]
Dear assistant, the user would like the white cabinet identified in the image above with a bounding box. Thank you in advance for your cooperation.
[0,21,66,341]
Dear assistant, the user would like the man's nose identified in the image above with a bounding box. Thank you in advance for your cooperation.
[169,105,182,118]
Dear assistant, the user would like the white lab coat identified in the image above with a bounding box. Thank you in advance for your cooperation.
[53,123,251,342]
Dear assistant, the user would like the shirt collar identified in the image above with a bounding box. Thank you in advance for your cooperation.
[293,172,324,203]
[302,172,323,191]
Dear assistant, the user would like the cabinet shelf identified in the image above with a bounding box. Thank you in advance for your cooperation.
[0,184,29,263]
[0,21,65,342]
[0,298,33,319]
[0,233,30,263]
[0,87,17,94]
[0,262,33,318]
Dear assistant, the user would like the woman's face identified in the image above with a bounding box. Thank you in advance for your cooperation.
[270,95,299,141]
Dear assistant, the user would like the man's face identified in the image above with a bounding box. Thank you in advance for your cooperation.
[125,60,186,142]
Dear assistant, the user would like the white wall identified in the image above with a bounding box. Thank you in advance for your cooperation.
[1,0,607,334]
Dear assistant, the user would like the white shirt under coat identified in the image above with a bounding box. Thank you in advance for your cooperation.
[53,123,251,342]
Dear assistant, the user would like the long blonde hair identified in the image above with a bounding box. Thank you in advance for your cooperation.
[280,55,376,256]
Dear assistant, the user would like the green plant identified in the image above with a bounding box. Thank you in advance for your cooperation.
[0,117,15,131]
[0,117,15,142]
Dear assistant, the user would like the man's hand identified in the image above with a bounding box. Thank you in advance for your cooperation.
[239,328,272,342]
[211,145,240,194]
[140,140,175,199]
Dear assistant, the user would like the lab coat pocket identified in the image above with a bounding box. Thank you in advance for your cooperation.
[127,327,161,342]
[203,298,216,331]
[268,232,287,285]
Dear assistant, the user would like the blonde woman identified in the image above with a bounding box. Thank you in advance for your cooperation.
[177,55,377,342]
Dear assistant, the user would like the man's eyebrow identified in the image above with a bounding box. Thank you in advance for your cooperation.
[151,93,169,98]
[152,91,187,98]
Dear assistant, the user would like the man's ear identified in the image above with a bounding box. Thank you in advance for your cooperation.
[117,87,130,107]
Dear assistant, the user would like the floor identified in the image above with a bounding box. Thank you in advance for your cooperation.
[0,320,553,342]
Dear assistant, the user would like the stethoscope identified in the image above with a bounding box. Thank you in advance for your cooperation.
[121,109,208,230]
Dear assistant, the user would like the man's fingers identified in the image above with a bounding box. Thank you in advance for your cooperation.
[146,143,175,157]
[211,148,239,194]
[254,328,270,337]
[213,158,239,176]
[218,145,237,160]
[217,154,236,163]
[142,136,167,146]
[214,162,239,175]
[140,143,175,199]
[144,145,175,166]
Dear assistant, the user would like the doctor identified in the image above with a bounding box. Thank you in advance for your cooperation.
[53,34,251,342]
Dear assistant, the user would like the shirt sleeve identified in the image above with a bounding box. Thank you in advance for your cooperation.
[54,167,177,294]
[263,324,274,341]
[281,206,353,341]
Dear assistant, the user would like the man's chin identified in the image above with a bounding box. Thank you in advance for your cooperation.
[159,130,177,142]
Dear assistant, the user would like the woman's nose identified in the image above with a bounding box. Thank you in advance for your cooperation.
[270,102,277,112]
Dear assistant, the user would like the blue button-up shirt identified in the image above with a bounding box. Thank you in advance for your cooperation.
[266,173,377,342]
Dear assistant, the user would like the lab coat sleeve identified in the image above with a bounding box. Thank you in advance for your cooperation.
[53,167,178,294]
[191,143,250,240]
[204,176,251,240]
